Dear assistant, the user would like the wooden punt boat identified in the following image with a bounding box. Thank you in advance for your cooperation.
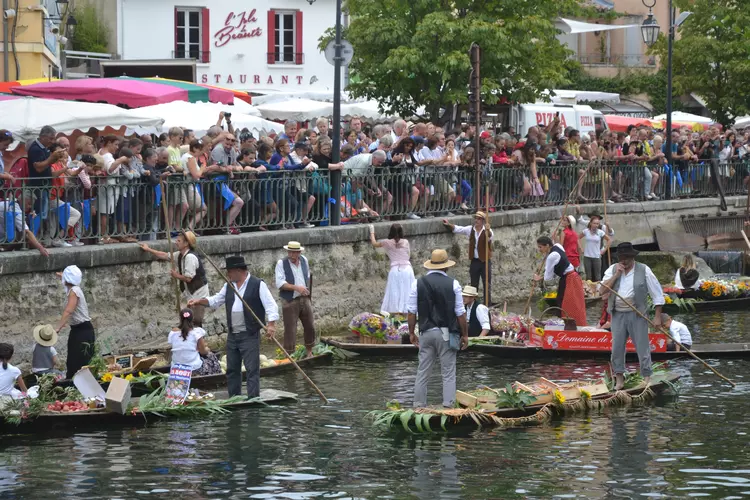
[0,389,297,435]
[472,342,750,360]
[661,296,750,314]
[372,373,679,432]
[323,337,418,355]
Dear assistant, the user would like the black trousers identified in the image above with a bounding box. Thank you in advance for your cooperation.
[226,330,260,398]
[469,258,491,305]
[66,321,95,379]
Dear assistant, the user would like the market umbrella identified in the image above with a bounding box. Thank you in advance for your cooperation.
[0,77,59,94]
[652,111,713,124]
[603,115,653,133]
[145,77,252,104]
[0,95,20,102]
[134,101,282,136]
[256,98,333,121]
[123,77,233,104]
[0,96,164,143]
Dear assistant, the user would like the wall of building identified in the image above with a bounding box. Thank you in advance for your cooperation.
[0,0,60,80]
[0,196,734,364]
[118,0,338,92]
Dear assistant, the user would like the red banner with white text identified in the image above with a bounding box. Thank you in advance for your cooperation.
[541,328,668,352]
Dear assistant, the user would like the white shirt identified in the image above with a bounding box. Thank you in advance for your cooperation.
[207,274,280,321]
[582,228,606,259]
[0,364,23,398]
[544,244,575,281]
[168,327,206,370]
[602,263,665,307]
[674,269,700,291]
[342,154,373,176]
[469,301,491,331]
[668,319,692,345]
[406,271,466,318]
[452,225,494,259]
[275,257,311,299]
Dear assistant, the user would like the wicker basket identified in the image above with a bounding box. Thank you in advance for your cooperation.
[540,307,578,331]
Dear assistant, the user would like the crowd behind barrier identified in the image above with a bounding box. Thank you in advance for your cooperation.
[0,159,745,250]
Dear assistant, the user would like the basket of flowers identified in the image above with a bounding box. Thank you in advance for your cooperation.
[490,311,525,336]
[349,312,398,344]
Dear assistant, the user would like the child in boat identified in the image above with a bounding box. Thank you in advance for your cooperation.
[31,325,62,376]
[168,308,222,376]
[0,343,27,399]
[661,313,693,351]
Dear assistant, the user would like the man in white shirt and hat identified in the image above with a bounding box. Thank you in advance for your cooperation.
[275,241,316,358]
[462,285,490,337]
[442,211,494,305]
[408,249,468,408]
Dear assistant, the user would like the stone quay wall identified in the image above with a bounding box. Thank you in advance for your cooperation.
[0,196,736,363]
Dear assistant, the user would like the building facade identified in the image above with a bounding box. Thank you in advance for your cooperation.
[0,0,62,81]
[115,0,340,92]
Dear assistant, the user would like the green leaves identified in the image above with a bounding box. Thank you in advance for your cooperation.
[495,384,536,409]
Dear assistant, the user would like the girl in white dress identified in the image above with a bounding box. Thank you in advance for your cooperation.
[368,223,416,314]
[0,343,27,399]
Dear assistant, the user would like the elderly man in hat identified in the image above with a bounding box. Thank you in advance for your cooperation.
[275,241,316,358]
[407,249,468,408]
[140,231,209,326]
[442,211,494,304]
[601,242,664,389]
[189,255,278,398]
[462,286,490,337]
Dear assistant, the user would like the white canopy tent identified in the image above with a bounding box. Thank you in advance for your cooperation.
[251,91,357,106]
[556,18,640,34]
[545,89,621,104]
[1,97,164,145]
[733,116,750,129]
[135,101,282,136]
[651,111,714,124]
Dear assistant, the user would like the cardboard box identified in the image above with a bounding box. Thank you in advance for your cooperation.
[72,367,106,400]
[105,377,132,415]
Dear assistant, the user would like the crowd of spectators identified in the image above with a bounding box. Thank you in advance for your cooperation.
[0,111,748,255]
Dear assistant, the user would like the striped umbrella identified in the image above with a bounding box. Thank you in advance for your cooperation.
[145,77,252,104]
[0,78,59,94]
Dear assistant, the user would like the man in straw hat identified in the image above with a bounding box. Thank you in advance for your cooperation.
[275,241,316,358]
[462,286,490,337]
[407,249,468,408]
[140,231,209,326]
[189,255,279,398]
[601,242,664,389]
[32,324,61,375]
[442,211,494,305]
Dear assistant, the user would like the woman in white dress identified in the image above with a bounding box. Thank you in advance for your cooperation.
[167,309,222,376]
[0,343,26,399]
[368,223,415,314]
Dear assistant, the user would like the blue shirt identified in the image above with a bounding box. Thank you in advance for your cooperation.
[27,139,51,186]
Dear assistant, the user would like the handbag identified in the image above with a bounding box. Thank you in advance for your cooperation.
[448,331,461,351]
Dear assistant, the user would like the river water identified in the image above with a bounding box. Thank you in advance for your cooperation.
[1,310,749,499]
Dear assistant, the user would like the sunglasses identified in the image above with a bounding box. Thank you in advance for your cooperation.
[226,139,236,143]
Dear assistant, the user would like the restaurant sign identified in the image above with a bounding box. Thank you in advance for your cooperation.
[542,327,668,352]
[201,74,306,86]
[214,10,262,48]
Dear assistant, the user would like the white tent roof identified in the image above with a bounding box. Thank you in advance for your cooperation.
[547,89,620,104]
[135,101,282,136]
[651,111,713,124]
[734,116,750,129]
[251,91,359,106]
[556,18,639,34]
[1,97,164,144]
[256,99,334,121]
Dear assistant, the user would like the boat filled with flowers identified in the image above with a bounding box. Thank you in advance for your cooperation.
[662,278,750,314]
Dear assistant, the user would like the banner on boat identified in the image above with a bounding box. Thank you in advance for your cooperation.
[542,328,668,352]
[165,364,193,404]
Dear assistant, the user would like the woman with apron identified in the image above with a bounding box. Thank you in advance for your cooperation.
[55,265,96,379]
[533,236,588,327]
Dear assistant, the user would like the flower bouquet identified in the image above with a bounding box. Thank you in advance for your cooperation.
[490,311,524,337]
[349,312,398,344]
[698,279,743,300]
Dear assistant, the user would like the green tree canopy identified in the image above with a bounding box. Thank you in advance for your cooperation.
[70,4,110,54]
[323,0,594,120]
[654,0,750,126]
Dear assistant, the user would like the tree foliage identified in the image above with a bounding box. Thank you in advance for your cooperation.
[652,0,750,125]
[70,4,111,54]
[321,0,597,120]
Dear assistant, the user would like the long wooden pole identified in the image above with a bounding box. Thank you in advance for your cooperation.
[160,180,181,315]
[194,245,330,404]
[599,282,735,387]
[742,230,750,251]
[601,167,611,264]
[522,163,597,316]
[484,183,490,306]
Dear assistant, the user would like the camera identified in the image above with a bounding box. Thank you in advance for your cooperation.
[80,154,96,165]
[224,112,232,120]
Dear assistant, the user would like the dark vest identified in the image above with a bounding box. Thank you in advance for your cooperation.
[607,263,648,314]
[279,256,310,302]
[177,250,207,294]
[550,246,571,278]
[416,272,459,334]
[468,228,492,262]
[225,276,266,334]
[467,301,483,337]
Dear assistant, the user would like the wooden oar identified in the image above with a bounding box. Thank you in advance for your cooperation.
[194,245,330,403]
[599,282,735,387]
[160,180,181,315]
[741,230,750,251]
[601,172,612,264]
[484,183,491,306]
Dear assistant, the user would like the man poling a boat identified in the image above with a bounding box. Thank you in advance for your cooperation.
[601,242,664,390]
[533,236,587,328]
[188,255,279,398]
[442,211,493,305]
[139,231,209,326]
[408,249,468,408]
[462,286,490,337]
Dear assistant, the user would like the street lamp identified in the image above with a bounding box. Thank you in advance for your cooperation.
[640,10,660,47]
[65,13,77,37]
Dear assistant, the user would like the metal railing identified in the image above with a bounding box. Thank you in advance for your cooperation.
[0,161,745,249]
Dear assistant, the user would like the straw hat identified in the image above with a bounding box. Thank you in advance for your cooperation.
[423,249,456,270]
[283,241,304,252]
[33,324,58,347]
[474,211,488,220]
[566,215,576,228]
[182,230,197,249]
[461,285,479,297]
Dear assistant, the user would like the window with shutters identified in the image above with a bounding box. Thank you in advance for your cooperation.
[269,10,303,64]
[175,7,209,62]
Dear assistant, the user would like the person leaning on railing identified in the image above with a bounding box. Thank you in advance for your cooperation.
[391,137,422,219]
[181,140,209,232]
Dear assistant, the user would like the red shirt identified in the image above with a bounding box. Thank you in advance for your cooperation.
[562,228,580,267]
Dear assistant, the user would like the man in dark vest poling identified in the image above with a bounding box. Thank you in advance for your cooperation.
[139,231,209,326]
[275,241,316,359]
[442,211,494,305]
[408,249,468,408]
[189,255,279,398]
[601,242,665,390]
